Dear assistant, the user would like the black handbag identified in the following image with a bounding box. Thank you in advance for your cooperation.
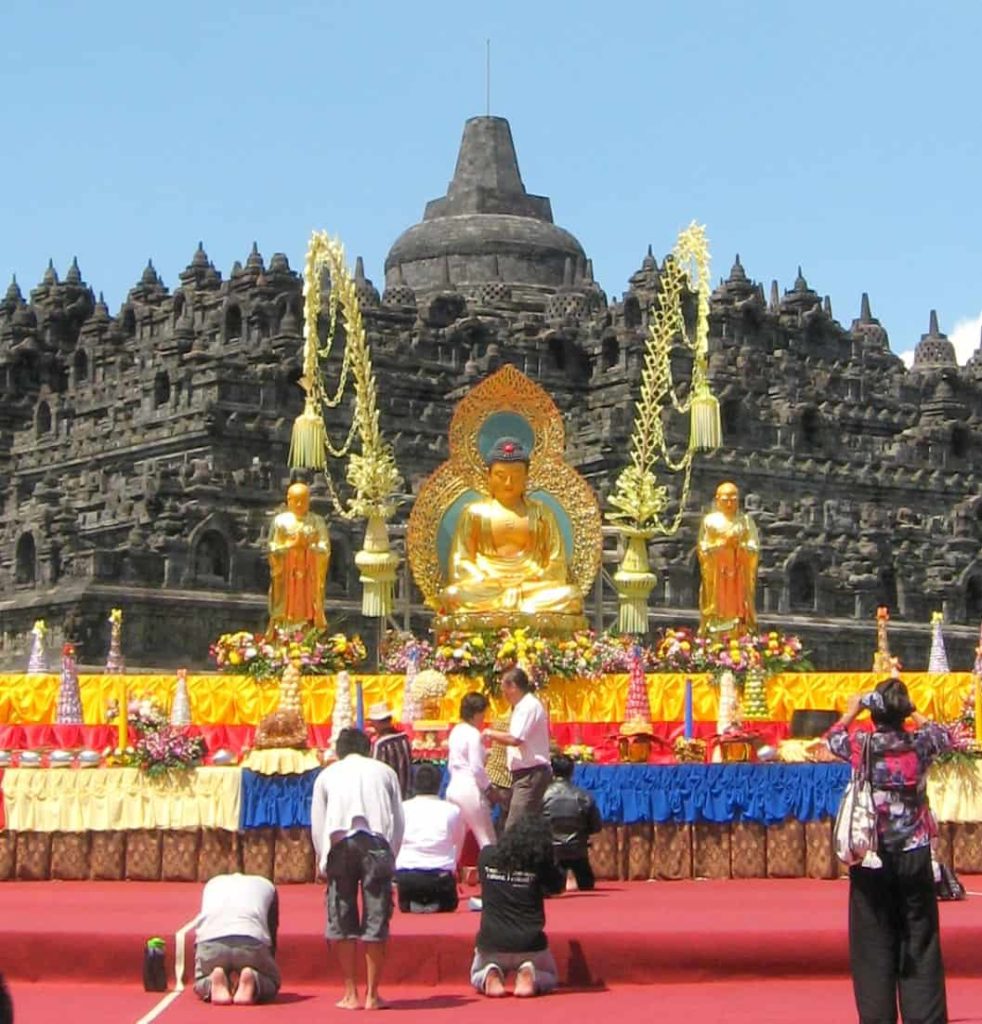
[935,861,967,901]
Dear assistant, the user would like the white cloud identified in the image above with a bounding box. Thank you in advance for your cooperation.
[949,312,982,365]
[898,311,981,369]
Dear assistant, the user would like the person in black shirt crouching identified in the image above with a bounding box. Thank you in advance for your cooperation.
[471,815,565,998]
[542,754,603,891]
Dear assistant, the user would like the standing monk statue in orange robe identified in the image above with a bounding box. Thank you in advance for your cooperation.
[697,481,759,637]
[267,482,331,633]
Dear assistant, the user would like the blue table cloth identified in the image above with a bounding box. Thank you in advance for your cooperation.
[238,762,851,829]
[240,767,322,829]
[573,763,851,826]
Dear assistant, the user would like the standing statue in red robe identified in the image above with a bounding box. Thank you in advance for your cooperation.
[697,481,759,637]
[267,482,331,633]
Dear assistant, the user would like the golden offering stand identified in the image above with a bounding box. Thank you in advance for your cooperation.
[407,364,601,636]
[618,720,654,763]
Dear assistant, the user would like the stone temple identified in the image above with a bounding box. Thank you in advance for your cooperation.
[2,115,982,671]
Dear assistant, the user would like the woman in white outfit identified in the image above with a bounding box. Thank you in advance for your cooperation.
[446,692,496,849]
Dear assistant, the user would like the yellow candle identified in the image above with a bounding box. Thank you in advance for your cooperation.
[118,684,128,751]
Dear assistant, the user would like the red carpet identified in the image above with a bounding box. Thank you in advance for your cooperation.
[3,982,166,1022]
[10,979,982,1024]
[2,877,981,991]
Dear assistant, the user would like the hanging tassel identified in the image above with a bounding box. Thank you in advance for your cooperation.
[289,397,328,470]
[689,382,722,452]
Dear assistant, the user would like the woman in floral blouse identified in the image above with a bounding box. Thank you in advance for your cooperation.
[827,678,952,1024]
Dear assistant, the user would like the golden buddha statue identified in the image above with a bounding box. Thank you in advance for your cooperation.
[697,481,759,636]
[407,364,601,635]
[439,437,582,618]
[267,482,331,633]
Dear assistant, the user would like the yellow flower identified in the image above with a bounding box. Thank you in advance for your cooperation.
[229,651,242,666]
[472,635,485,649]
[534,640,545,652]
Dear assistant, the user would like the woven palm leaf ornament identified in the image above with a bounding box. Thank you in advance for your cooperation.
[606,223,721,632]
[289,232,402,616]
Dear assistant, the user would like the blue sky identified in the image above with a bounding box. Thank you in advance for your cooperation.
[3,0,981,365]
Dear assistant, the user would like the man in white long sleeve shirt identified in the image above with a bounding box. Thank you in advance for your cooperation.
[310,727,405,1011]
[395,762,465,912]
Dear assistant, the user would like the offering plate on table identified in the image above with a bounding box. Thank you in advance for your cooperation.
[19,751,41,766]
[78,749,101,767]
[0,750,10,766]
[50,750,73,767]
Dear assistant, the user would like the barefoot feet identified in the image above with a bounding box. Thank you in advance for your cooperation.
[514,964,536,998]
[232,966,258,1005]
[483,967,506,998]
[336,991,361,1010]
[209,967,232,1005]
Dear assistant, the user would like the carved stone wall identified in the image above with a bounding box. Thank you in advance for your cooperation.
[2,118,981,671]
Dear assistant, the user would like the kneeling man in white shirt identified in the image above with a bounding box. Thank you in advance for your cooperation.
[395,762,465,912]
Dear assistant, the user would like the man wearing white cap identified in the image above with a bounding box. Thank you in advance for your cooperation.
[368,701,413,799]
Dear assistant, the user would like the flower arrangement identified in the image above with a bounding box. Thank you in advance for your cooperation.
[135,726,206,778]
[944,688,980,755]
[436,627,602,691]
[592,632,660,673]
[562,743,596,762]
[383,628,659,691]
[936,689,982,764]
[210,627,367,679]
[105,695,204,776]
[106,695,168,733]
[380,631,434,674]
[653,627,811,683]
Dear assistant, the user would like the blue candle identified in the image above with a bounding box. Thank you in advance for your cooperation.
[684,678,694,740]
[355,680,365,731]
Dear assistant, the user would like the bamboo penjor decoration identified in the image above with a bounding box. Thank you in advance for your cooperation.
[606,223,721,633]
[289,232,402,616]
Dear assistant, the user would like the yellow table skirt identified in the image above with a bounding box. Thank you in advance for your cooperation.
[0,671,973,727]
[1,765,241,832]
[926,761,982,823]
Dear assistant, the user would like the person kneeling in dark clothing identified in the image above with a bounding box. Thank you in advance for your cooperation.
[542,755,602,891]
[472,815,566,997]
[395,762,465,913]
